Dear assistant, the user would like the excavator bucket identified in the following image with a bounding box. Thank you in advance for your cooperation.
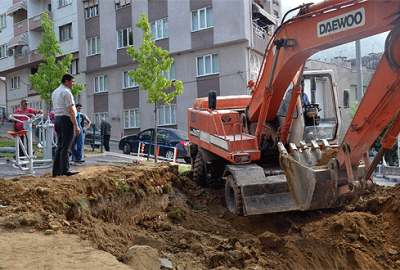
[278,141,367,211]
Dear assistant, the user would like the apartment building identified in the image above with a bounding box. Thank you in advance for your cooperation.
[0,0,85,118]
[78,0,281,139]
[0,0,281,141]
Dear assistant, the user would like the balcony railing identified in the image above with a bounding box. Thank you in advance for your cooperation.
[252,22,270,39]
[29,11,52,32]
[14,19,28,36]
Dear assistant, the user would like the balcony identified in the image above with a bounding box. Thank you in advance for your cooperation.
[29,12,52,32]
[14,19,28,36]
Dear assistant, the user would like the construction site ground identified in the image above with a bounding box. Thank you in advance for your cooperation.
[1,133,400,269]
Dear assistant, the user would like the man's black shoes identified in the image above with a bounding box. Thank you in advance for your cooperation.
[66,171,79,176]
[53,171,80,177]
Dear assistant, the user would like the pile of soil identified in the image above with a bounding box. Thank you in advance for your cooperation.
[0,162,400,269]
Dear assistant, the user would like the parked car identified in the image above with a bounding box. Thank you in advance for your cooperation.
[119,128,190,163]
[84,127,102,148]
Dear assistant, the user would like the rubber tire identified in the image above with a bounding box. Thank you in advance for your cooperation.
[225,175,243,216]
[123,143,131,154]
[165,149,174,160]
[193,151,208,188]
[184,157,191,164]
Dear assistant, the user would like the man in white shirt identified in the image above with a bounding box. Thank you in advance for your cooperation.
[51,74,80,177]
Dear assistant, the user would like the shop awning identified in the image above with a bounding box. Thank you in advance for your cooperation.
[7,0,27,16]
[252,3,276,25]
[7,32,28,49]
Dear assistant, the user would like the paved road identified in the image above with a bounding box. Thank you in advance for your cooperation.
[0,121,188,179]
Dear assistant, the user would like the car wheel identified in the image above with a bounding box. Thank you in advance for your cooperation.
[184,157,191,164]
[123,143,131,154]
[165,149,174,160]
[193,151,207,188]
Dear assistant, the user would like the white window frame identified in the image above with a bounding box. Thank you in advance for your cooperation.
[87,36,100,56]
[70,59,79,75]
[0,44,7,59]
[93,113,109,129]
[196,53,219,77]
[124,108,140,129]
[94,75,108,93]
[161,63,175,81]
[59,23,72,41]
[115,1,131,10]
[85,5,98,19]
[30,101,42,111]
[0,13,6,29]
[191,7,213,32]
[117,28,133,49]
[123,70,139,89]
[150,18,169,40]
[59,0,72,8]
[158,104,177,126]
[11,76,20,90]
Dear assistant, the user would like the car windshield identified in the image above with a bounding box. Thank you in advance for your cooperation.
[173,130,188,140]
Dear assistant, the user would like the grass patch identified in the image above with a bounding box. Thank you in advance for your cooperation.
[0,138,43,158]
[0,140,14,147]
[178,165,191,174]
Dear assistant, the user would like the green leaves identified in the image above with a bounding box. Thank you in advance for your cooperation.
[127,13,183,106]
[28,12,84,106]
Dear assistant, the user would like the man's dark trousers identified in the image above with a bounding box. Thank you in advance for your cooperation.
[53,116,75,176]
[103,135,110,151]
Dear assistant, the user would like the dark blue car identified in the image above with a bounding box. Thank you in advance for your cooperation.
[118,128,190,163]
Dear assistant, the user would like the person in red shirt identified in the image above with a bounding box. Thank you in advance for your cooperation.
[12,99,43,157]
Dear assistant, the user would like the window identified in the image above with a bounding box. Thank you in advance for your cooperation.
[161,63,175,81]
[11,105,19,114]
[87,37,100,56]
[11,76,20,90]
[124,109,140,128]
[59,0,71,7]
[123,70,139,88]
[70,59,79,75]
[117,28,133,49]
[30,101,42,111]
[0,14,6,29]
[150,18,169,40]
[93,113,109,128]
[0,44,7,59]
[94,75,108,93]
[85,5,98,19]
[158,105,177,126]
[115,0,131,9]
[192,7,213,31]
[59,24,72,41]
[197,54,219,76]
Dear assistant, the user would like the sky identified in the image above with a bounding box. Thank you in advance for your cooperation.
[279,0,388,61]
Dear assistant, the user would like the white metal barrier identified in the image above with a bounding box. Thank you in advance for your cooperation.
[8,113,53,174]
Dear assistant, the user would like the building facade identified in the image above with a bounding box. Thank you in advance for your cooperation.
[78,0,281,139]
[0,0,85,118]
[0,0,281,140]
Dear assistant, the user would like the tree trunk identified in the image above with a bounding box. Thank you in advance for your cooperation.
[154,104,158,163]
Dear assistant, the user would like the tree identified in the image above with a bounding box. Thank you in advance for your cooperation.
[29,12,84,108]
[127,13,183,163]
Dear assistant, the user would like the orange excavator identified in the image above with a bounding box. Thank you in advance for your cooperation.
[187,0,400,216]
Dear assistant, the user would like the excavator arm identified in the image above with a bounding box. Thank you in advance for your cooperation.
[248,0,400,143]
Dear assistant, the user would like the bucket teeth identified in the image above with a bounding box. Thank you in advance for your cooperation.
[322,139,330,150]
[311,140,322,160]
[289,143,301,162]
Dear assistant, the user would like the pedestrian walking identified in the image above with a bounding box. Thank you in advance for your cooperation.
[100,118,111,152]
[51,73,80,177]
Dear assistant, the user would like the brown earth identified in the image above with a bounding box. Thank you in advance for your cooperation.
[0,162,400,269]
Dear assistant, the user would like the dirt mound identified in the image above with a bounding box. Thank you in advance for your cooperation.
[1,163,400,269]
